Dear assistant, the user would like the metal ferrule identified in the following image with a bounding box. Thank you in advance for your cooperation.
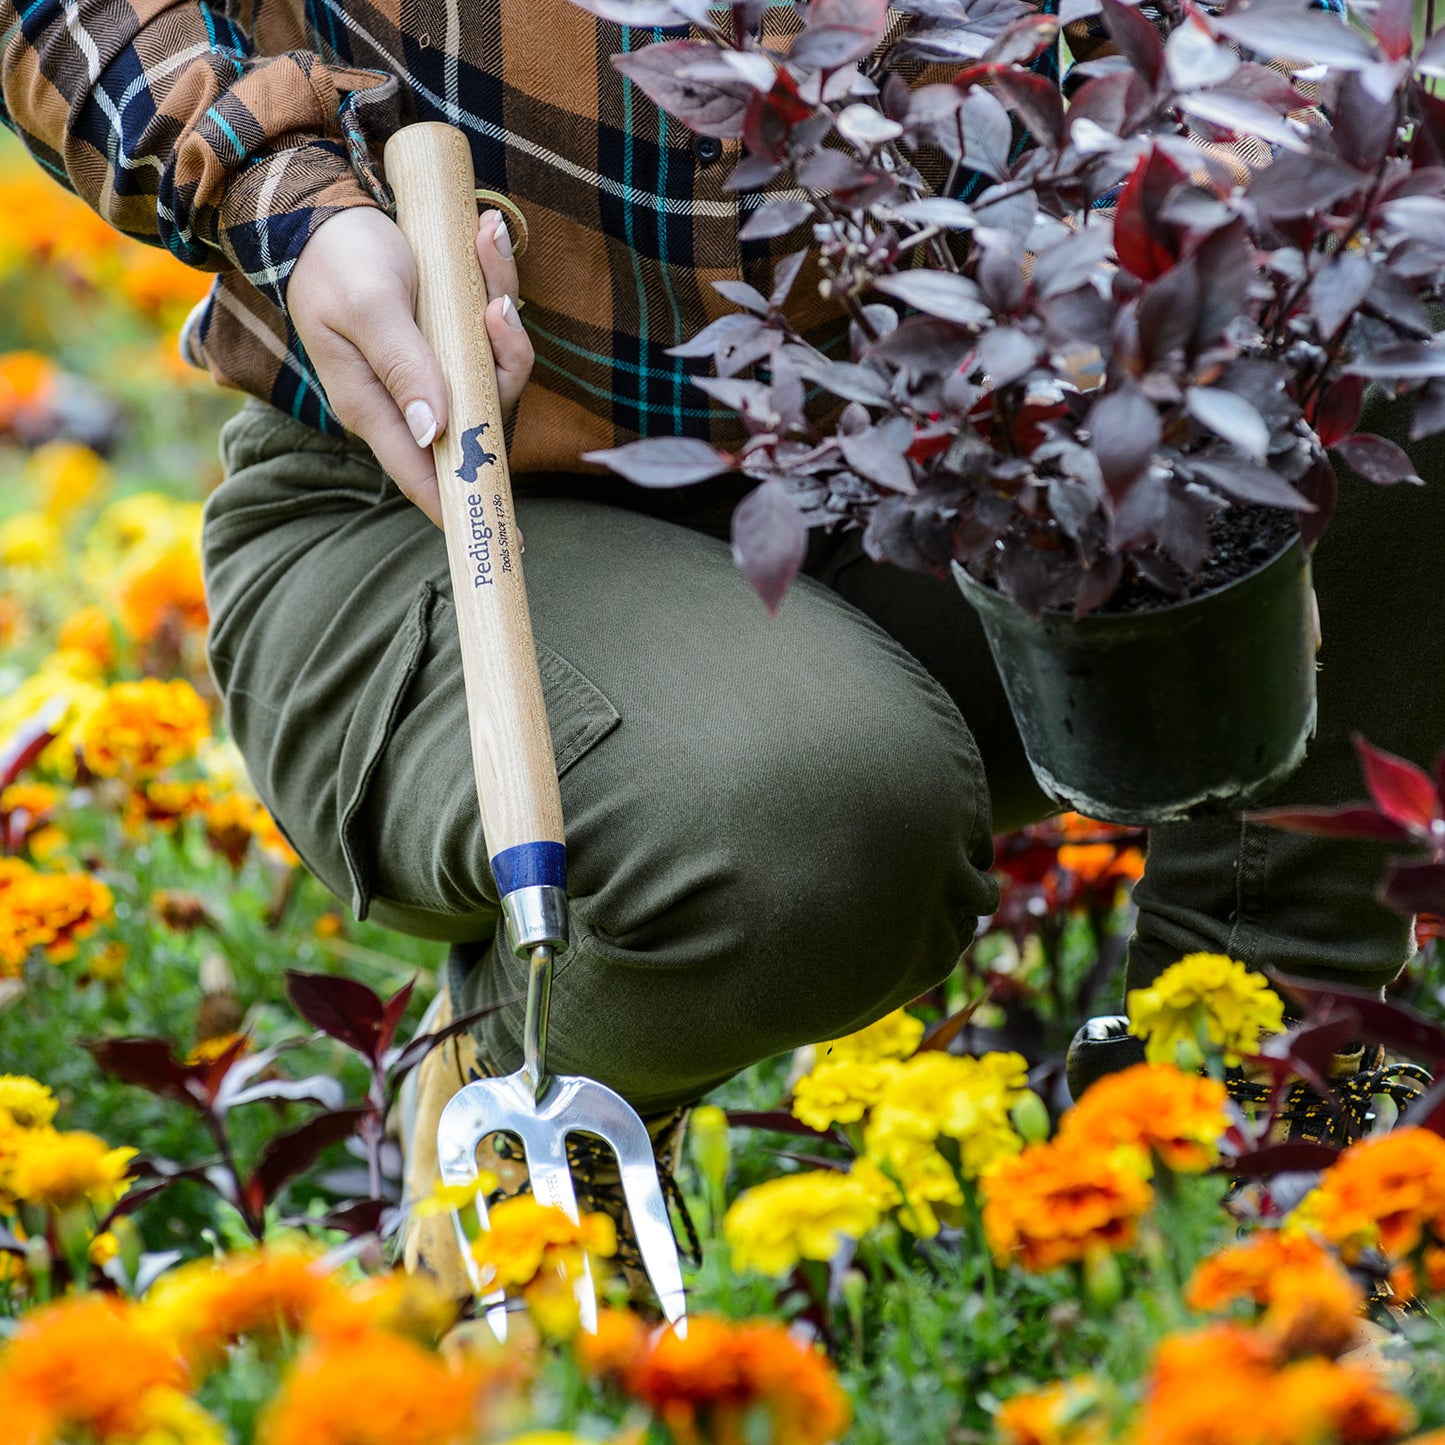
[501,884,569,956]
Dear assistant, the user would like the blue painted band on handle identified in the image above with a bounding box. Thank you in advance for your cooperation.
[491,841,567,896]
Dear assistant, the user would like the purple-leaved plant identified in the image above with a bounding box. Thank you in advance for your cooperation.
[573,0,1445,615]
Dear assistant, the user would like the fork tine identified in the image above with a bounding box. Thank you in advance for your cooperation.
[569,1081,687,1330]
[521,1130,598,1333]
[618,1149,687,1329]
[435,1081,513,1339]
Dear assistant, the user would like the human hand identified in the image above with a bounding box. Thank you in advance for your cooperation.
[288,205,532,525]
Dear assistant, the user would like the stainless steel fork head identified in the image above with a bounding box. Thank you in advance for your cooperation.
[436,1070,687,1340]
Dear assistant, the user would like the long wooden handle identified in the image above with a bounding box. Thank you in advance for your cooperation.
[385,122,565,894]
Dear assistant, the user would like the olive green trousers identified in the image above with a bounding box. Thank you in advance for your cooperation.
[203,399,1442,1113]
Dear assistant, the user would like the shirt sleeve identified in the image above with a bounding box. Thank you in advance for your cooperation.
[0,0,387,312]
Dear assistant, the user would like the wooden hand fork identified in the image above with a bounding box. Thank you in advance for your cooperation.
[387,122,687,1339]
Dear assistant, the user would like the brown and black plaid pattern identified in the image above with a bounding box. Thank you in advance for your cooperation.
[0,0,866,471]
[0,0,1319,472]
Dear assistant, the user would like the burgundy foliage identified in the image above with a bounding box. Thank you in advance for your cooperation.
[575,0,1445,615]
[85,972,516,1244]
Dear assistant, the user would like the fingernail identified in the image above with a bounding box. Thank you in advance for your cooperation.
[491,219,514,260]
[405,400,438,448]
[502,295,524,330]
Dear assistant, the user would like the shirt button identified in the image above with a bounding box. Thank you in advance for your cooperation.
[693,136,723,165]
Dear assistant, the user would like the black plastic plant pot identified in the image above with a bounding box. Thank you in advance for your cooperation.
[953,537,1317,825]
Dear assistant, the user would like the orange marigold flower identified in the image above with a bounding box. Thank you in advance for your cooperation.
[1138,1325,1413,1445]
[79,678,210,779]
[981,1137,1153,1272]
[145,1247,338,1373]
[0,593,26,648]
[307,1271,460,1348]
[997,1377,1110,1445]
[1294,1126,1445,1271]
[575,1306,648,1382]
[0,866,113,975]
[116,247,214,318]
[1057,841,1146,889]
[1061,1063,1229,1174]
[1187,1231,1364,1359]
[258,1331,484,1445]
[0,351,57,432]
[0,1295,185,1445]
[56,605,118,672]
[116,543,209,644]
[1275,1357,1414,1444]
[626,1316,850,1445]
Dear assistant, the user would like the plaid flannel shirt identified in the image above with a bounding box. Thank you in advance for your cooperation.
[0,0,951,472]
[0,0,1324,474]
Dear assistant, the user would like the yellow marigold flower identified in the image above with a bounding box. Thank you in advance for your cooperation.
[125,1387,229,1445]
[1061,1063,1229,1173]
[817,1006,926,1064]
[6,1127,135,1210]
[864,1051,1029,1185]
[0,866,114,974]
[724,1170,880,1276]
[127,779,211,833]
[27,441,110,522]
[87,939,129,984]
[79,678,210,780]
[855,1137,963,1237]
[258,1332,484,1445]
[1188,1230,1364,1360]
[1127,953,1284,1067]
[996,1377,1110,1445]
[1,782,58,822]
[626,1315,850,1445]
[144,1245,337,1372]
[88,492,197,559]
[791,1059,895,1131]
[981,1137,1153,1272]
[0,512,62,569]
[88,1229,121,1266]
[203,792,257,869]
[1292,1126,1445,1275]
[470,1195,616,1293]
[0,1295,186,1444]
[56,605,118,673]
[117,542,209,644]
[0,1075,57,1130]
[308,1271,461,1348]
[412,1171,501,1222]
